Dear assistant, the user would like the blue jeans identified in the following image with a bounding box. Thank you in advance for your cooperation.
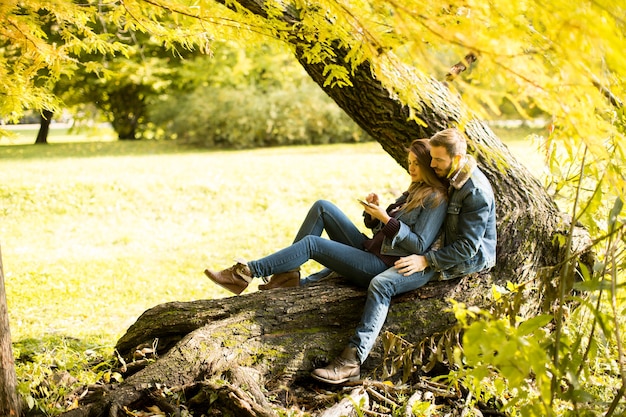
[349,267,436,363]
[301,267,334,285]
[247,200,388,281]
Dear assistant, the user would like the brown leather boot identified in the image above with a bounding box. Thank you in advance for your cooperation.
[258,270,300,290]
[311,345,360,384]
[204,260,253,295]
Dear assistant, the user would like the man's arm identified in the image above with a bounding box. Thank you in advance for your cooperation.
[426,186,493,272]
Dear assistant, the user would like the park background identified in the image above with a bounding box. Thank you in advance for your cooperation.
[1,1,624,416]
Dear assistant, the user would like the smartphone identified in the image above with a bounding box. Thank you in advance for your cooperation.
[357,199,372,207]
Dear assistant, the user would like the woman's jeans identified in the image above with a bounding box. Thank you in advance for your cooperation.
[247,200,388,281]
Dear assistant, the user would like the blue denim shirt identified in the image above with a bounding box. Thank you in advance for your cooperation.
[372,192,448,257]
[425,161,497,280]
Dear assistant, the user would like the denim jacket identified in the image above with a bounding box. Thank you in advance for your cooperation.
[425,156,497,280]
[369,192,448,257]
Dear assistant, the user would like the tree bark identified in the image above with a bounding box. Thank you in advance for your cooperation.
[60,1,593,416]
[0,244,21,417]
[62,276,493,417]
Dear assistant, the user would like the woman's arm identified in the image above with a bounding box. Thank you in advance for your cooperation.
[362,192,385,229]
[384,193,447,255]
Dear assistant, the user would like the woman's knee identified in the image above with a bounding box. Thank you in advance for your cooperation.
[300,234,322,249]
[312,199,336,211]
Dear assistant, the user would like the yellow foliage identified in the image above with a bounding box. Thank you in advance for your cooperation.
[1,0,625,223]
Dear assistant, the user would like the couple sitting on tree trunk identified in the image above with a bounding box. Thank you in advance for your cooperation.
[204,127,497,385]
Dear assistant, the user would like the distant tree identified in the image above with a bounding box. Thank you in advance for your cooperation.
[149,41,368,146]
[34,109,53,144]
[58,29,202,140]
[2,1,203,141]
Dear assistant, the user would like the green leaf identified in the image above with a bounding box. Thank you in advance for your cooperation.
[608,196,623,232]
[573,278,612,292]
[517,314,553,336]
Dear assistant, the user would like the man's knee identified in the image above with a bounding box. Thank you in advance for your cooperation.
[368,274,395,299]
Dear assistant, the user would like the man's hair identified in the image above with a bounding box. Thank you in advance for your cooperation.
[429,128,467,157]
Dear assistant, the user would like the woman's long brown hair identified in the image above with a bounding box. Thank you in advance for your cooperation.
[403,139,448,212]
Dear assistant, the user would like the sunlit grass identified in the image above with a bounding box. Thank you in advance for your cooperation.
[0,124,116,147]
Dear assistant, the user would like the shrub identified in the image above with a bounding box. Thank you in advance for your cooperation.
[149,81,369,148]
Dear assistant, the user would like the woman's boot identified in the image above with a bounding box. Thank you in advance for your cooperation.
[258,269,300,290]
[204,259,252,295]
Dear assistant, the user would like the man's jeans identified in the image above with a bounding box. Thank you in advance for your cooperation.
[248,200,388,281]
[349,267,435,364]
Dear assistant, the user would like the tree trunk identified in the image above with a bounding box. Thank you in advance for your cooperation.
[35,109,53,145]
[0,244,21,417]
[60,1,593,416]
[292,49,588,311]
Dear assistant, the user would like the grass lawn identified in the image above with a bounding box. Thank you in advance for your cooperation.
[1,124,549,412]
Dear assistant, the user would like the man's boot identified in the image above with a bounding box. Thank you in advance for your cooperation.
[204,259,252,295]
[311,345,360,384]
[259,269,300,290]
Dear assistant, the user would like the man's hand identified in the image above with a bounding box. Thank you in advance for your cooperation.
[394,255,428,276]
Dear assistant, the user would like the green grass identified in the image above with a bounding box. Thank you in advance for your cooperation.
[0,124,117,146]
[491,125,549,172]
[1,125,548,414]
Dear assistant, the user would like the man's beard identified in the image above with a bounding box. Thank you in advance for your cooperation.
[434,168,448,178]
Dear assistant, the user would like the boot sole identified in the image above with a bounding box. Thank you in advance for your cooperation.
[258,281,299,290]
[310,372,360,385]
[204,269,246,295]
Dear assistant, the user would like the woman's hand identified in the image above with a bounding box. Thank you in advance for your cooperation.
[361,192,390,223]
[394,254,428,276]
[362,201,390,224]
[365,193,379,206]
